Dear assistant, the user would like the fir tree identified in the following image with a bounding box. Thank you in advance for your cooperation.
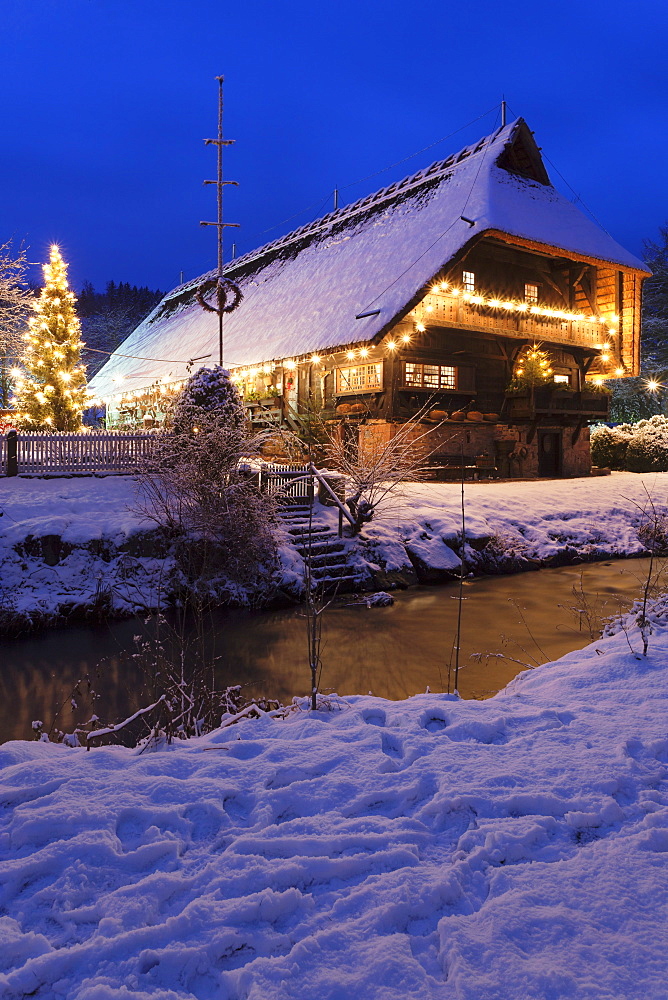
[509,344,554,390]
[12,245,88,430]
[172,365,246,436]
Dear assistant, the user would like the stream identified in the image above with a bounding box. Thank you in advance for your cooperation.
[1,556,664,743]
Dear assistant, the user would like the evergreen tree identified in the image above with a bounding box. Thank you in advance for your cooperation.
[12,246,88,430]
[609,225,668,421]
[172,365,246,435]
[641,226,668,368]
[509,344,554,390]
[78,279,163,378]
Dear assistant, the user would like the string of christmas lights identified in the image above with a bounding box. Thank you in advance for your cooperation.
[107,279,624,411]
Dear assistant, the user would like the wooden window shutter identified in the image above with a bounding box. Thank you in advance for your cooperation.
[456,366,476,391]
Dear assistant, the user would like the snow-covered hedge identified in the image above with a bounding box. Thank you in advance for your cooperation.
[591,415,668,472]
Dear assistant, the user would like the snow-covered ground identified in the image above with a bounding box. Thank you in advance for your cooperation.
[1,600,667,998]
[0,477,171,628]
[365,472,667,578]
[1,472,666,628]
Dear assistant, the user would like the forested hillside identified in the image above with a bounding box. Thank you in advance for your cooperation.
[78,280,163,377]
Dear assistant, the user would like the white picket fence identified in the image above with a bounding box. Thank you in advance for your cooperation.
[0,431,160,476]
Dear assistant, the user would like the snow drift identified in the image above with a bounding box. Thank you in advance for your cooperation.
[1,605,667,998]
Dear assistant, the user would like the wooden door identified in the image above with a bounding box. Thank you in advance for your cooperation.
[538,430,562,477]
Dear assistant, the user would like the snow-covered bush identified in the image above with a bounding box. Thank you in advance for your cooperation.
[172,364,246,436]
[590,423,632,469]
[591,415,668,472]
[135,366,277,593]
[624,415,668,472]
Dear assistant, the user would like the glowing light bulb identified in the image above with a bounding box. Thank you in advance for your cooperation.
[425,305,433,313]
[647,380,660,391]
[385,340,397,351]
[401,334,411,343]
[415,322,426,333]
[310,354,322,364]
[346,351,356,360]
[615,367,624,376]
[359,347,369,358]
[284,359,296,370]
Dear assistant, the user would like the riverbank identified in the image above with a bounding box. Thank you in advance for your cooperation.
[0,472,666,632]
[2,598,667,998]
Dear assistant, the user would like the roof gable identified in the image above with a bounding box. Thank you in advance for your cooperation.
[90,119,647,397]
[495,119,550,185]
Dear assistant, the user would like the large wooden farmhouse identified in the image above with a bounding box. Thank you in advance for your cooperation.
[90,118,649,477]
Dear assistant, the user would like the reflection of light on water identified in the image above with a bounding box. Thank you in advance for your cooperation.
[1,557,664,741]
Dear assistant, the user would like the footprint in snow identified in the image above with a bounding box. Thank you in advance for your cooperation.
[362,709,386,727]
[419,710,448,733]
[381,731,404,759]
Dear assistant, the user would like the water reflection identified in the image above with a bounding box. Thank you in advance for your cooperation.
[1,557,663,743]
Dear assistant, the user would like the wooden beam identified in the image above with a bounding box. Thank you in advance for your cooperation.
[578,266,598,315]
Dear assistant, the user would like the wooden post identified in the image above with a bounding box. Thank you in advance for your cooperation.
[6,430,17,477]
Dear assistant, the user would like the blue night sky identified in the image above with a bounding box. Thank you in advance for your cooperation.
[2,0,667,294]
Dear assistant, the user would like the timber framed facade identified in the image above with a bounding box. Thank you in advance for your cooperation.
[90,118,649,479]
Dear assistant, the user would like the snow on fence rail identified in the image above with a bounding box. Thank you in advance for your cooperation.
[0,431,160,476]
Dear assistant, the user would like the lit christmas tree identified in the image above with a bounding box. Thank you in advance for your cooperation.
[12,245,88,430]
[509,344,554,390]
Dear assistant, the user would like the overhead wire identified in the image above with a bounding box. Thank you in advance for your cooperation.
[504,101,613,236]
[176,104,503,279]
[82,345,210,365]
[358,105,502,312]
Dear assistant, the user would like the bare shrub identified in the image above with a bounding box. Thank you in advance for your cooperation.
[133,366,277,595]
[325,406,457,534]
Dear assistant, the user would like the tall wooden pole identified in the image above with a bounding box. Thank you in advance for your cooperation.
[200,76,240,366]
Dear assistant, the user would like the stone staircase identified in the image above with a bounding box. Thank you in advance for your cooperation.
[278,502,363,593]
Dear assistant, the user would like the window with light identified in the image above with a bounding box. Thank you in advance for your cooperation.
[335,362,383,394]
[463,270,475,294]
[404,362,457,390]
[524,283,539,304]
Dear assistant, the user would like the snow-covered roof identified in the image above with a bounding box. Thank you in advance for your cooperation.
[90,118,648,398]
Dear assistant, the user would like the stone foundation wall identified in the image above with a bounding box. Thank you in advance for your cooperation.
[357,419,592,478]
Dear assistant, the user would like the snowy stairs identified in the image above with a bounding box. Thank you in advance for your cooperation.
[278,502,363,594]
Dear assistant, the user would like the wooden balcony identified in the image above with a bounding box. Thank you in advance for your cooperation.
[418,292,612,350]
[505,388,610,421]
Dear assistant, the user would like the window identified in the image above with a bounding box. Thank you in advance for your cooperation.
[525,283,539,304]
[462,270,475,294]
[335,362,383,394]
[404,362,457,390]
[553,374,570,385]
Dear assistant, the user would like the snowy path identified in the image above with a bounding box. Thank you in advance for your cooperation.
[1,614,668,998]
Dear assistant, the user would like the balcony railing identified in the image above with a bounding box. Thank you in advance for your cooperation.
[505,388,610,421]
[419,293,611,350]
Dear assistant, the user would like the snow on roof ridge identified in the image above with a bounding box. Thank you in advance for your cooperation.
[169,118,519,298]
